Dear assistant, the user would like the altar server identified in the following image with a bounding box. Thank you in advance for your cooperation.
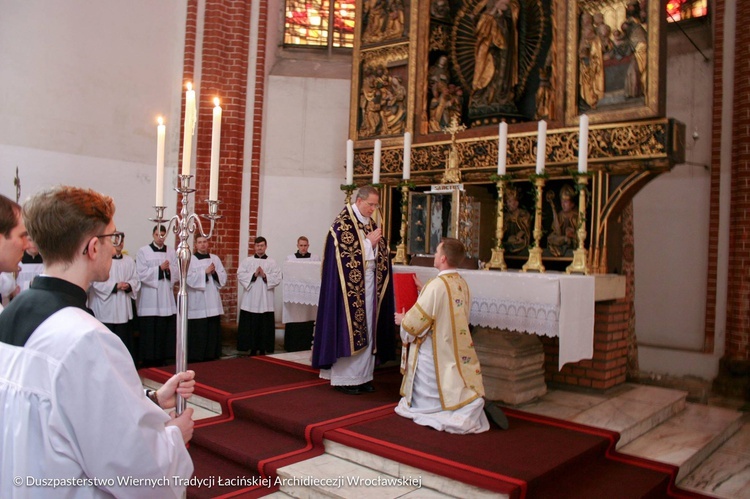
[88,233,140,362]
[187,235,226,361]
[0,186,194,498]
[237,236,281,355]
[16,239,44,292]
[136,224,178,366]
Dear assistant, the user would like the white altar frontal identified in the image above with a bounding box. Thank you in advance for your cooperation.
[281,260,623,404]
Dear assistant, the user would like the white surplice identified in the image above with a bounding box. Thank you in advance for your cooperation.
[88,255,140,324]
[0,308,193,498]
[237,256,281,313]
[136,244,177,317]
[187,253,226,319]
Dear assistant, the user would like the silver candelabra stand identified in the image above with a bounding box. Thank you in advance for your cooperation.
[150,174,221,414]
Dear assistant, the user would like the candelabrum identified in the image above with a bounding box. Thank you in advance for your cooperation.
[392,182,412,265]
[522,176,546,273]
[150,174,221,414]
[341,184,356,205]
[487,177,508,271]
[566,175,590,274]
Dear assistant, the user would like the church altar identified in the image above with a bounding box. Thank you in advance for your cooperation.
[281,260,595,371]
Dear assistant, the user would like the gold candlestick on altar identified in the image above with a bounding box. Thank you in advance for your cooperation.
[487,179,507,270]
[341,184,356,205]
[566,176,590,274]
[393,183,411,264]
[522,177,546,273]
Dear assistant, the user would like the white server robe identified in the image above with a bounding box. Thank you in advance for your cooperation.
[186,253,226,319]
[136,244,177,317]
[88,255,140,325]
[0,308,193,498]
[237,256,281,313]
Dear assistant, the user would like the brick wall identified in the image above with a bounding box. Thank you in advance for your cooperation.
[541,299,629,389]
[725,0,750,362]
[184,0,266,323]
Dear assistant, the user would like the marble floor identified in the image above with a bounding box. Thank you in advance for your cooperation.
[143,348,750,498]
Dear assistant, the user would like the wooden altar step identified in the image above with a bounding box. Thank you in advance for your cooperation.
[270,384,744,498]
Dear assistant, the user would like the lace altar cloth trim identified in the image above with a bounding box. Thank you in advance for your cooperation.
[470,298,559,337]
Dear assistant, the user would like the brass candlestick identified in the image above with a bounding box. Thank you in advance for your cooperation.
[487,178,507,271]
[150,174,221,414]
[566,175,590,274]
[341,184,356,205]
[522,177,546,273]
[392,183,411,265]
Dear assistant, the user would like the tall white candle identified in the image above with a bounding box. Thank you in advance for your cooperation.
[181,83,196,176]
[346,139,354,185]
[578,114,589,173]
[402,132,412,180]
[497,122,508,175]
[155,117,166,206]
[209,98,222,201]
[535,120,547,175]
[373,139,381,184]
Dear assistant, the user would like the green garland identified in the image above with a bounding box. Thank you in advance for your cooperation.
[489,173,514,183]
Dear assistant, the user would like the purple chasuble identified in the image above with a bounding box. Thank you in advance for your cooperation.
[311,205,396,369]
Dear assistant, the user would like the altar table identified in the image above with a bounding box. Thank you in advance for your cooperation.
[281,261,595,370]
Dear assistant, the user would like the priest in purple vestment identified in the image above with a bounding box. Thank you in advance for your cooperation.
[312,186,396,395]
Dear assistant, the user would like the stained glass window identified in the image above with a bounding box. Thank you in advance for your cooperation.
[284,0,356,48]
[666,0,708,23]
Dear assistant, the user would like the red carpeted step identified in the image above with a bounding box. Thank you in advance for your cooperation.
[140,356,320,396]
[228,373,403,437]
[325,409,707,498]
[180,369,404,498]
[192,418,306,471]
[186,444,270,499]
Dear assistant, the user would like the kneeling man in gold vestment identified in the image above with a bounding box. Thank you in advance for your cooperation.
[394,238,507,434]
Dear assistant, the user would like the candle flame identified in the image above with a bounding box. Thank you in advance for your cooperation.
[214,97,220,107]
[186,82,193,91]
[157,116,164,126]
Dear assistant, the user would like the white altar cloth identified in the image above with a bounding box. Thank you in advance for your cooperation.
[280,261,594,370]
[282,260,322,323]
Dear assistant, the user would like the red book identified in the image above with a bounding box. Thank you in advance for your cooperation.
[393,273,419,313]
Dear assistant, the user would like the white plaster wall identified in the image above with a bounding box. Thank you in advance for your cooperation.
[259,75,352,317]
[0,0,187,239]
[633,25,719,378]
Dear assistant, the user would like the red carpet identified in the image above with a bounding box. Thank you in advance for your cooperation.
[139,357,710,499]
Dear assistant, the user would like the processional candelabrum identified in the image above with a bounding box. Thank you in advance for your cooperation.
[150,175,221,414]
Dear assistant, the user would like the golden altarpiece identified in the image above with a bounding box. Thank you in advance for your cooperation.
[347,0,684,274]
[340,0,686,402]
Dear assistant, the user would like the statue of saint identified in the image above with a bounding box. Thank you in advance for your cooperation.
[578,13,604,109]
[382,76,406,134]
[470,0,520,109]
[545,185,579,257]
[502,185,531,255]
[441,117,465,184]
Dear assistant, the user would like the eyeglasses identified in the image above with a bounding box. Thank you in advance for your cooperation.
[366,202,380,209]
[98,232,125,246]
[83,231,124,254]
